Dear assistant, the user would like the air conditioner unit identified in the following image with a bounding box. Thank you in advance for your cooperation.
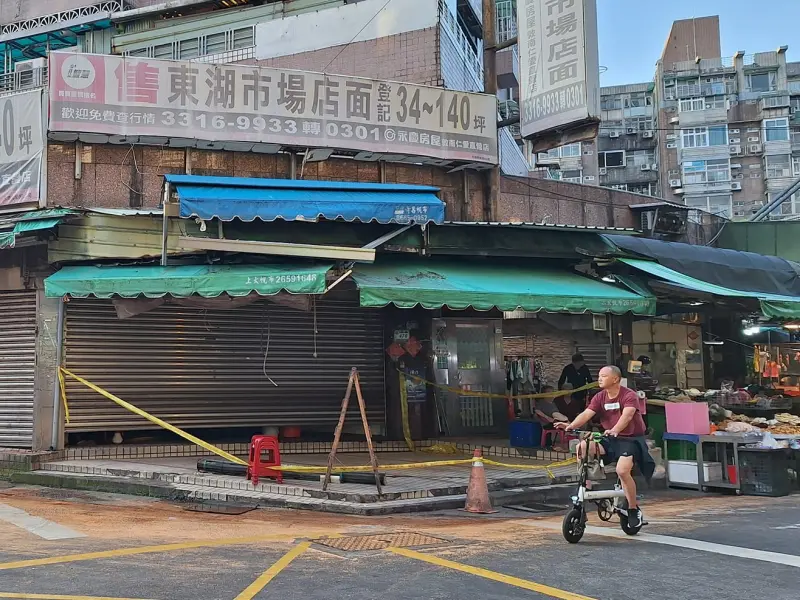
[669,179,682,188]
[730,138,741,144]
[730,129,740,134]
[730,163,742,169]
[583,175,595,182]
[750,173,762,178]
[640,164,651,171]
[666,134,677,141]
[749,144,763,153]
[674,187,685,195]
[14,57,46,88]
[670,116,680,124]
[666,142,678,148]
[748,136,760,143]
[609,131,620,139]
[651,163,658,171]
[642,130,654,139]
[729,144,742,154]
[599,167,608,175]
[626,127,637,134]
[731,182,742,191]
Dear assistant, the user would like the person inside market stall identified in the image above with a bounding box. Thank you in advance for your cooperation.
[559,353,593,407]
[555,383,584,423]
[556,366,656,529]
[535,386,569,447]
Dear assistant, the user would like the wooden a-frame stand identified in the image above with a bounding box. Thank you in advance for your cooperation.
[322,367,382,495]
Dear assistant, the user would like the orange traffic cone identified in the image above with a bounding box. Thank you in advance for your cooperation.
[463,449,496,514]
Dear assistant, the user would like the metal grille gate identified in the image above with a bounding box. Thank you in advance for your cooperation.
[63,289,386,433]
[0,290,37,447]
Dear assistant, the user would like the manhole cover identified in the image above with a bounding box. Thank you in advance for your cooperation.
[312,531,449,552]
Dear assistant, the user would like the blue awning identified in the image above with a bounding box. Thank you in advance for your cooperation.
[165,175,445,225]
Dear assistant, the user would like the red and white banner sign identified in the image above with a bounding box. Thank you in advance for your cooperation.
[49,52,498,165]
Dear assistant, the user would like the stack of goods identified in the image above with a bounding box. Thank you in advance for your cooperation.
[770,413,800,436]
[714,410,800,436]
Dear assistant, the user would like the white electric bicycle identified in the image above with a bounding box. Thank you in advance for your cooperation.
[562,431,647,543]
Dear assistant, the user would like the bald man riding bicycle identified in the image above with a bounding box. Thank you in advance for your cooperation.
[555,365,655,528]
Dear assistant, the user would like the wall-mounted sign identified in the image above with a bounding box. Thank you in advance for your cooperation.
[0,89,45,207]
[49,51,499,165]
[517,0,600,140]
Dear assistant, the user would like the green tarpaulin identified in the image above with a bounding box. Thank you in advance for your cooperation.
[0,208,73,249]
[45,263,332,298]
[621,258,800,319]
[351,260,655,315]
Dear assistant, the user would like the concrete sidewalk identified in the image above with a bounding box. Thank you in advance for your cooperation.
[12,450,579,515]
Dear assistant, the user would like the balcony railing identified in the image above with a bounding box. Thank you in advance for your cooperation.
[676,82,733,99]
[439,0,483,87]
[0,67,48,95]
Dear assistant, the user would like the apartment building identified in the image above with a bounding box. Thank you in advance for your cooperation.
[654,16,800,220]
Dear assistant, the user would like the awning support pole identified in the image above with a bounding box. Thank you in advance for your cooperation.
[50,298,65,451]
[361,224,414,250]
[324,269,353,294]
[161,181,170,267]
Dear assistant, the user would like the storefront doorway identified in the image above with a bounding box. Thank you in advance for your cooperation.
[433,318,505,436]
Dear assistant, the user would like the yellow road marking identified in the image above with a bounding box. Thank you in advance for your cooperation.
[0,594,153,600]
[234,541,312,600]
[389,547,597,600]
[0,535,292,571]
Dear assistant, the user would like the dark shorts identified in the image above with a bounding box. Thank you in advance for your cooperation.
[600,436,647,465]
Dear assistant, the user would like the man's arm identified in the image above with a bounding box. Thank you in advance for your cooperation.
[559,408,596,431]
[606,406,637,436]
[534,409,554,424]
[580,365,592,385]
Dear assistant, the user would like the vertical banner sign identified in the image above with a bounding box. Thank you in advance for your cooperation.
[48,52,499,165]
[517,0,601,139]
[0,89,45,207]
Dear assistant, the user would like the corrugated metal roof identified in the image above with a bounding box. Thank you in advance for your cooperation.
[628,201,690,211]
[84,208,164,216]
[443,221,639,233]
[600,82,653,96]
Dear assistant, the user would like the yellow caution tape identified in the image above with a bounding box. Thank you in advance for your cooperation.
[59,367,575,480]
[423,443,460,454]
[57,368,69,424]
[401,370,598,400]
[59,367,247,467]
[398,372,415,452]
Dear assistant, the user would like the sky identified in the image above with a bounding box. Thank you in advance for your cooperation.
[597,0,800,86]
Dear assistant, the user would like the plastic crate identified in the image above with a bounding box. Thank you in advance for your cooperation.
[509,420,542,448]
[738,448,791,497]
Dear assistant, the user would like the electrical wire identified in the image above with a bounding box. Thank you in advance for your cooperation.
[321,0,393,74]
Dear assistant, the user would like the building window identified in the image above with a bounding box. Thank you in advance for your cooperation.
[629,183,654,196]
[630,149,655,166]
[684,195,733,219]
[601,97,622,110]
[541,143,581,160]
[764,118,789,142]
[678,96,723,112]
[747,71,777,93]
[561,169,583,184]
[599,150,625,168]
[624,93,652,108]
[125,25,255,61]
[794,156,800,177]
[766,154,792,178]
[681,126,728,148]
[682,159,730,184]
[627,116,653,131]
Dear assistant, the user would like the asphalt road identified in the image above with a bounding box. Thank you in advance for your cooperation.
[0,484,798,600]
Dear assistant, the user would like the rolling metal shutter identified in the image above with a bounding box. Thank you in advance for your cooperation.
[0,290,37,447]
[63,288,385,432]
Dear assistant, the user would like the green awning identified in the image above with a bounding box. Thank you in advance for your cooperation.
[351,260,655,315]
[621,258,800,318]
[0,208,73,249]
[45,263,332,298]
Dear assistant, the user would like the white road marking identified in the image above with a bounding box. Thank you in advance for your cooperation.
[529,522,800,568]
[0,503,85,540]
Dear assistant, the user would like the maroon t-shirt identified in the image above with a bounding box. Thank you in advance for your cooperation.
[587,386,646,437]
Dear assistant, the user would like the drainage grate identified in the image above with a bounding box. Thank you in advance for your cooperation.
[312,531,449,552]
